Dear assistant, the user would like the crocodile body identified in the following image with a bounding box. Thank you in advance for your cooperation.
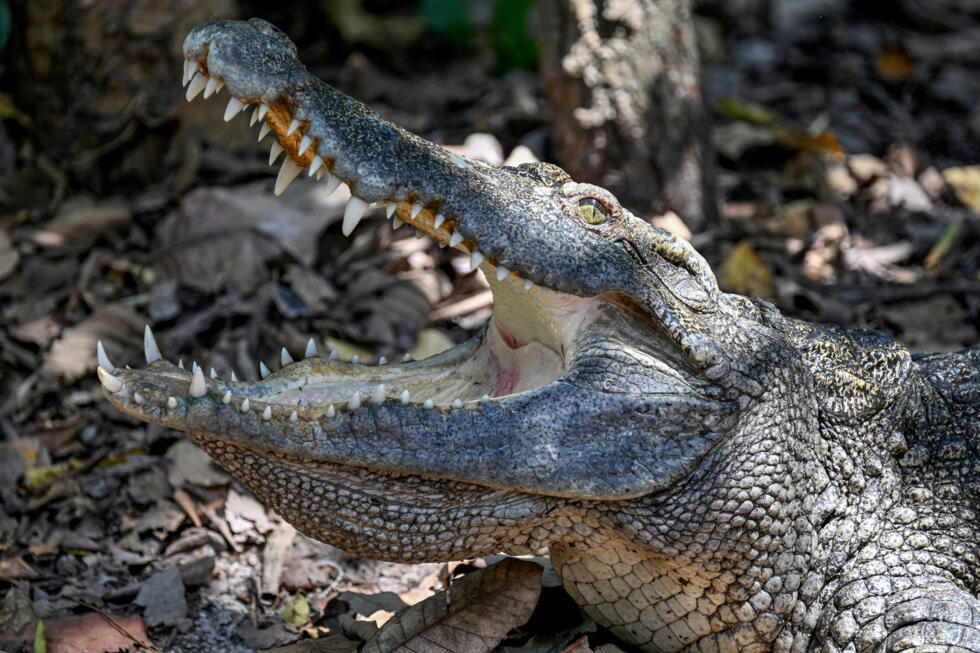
[99,19,980,652]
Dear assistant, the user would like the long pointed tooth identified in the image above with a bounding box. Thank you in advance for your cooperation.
[423,398,434,409]
[415,228,425,239]
[400,389,410,404]
[371,384,386,403]
[305,338,317,358]
[348,391,361,410]
[297,135,312,156]
[378,356,387,365]
[189,366,207,397]
[392,217,405,230]
[433,213,445,228]
[210,368,217,379]
[281,347,294,366]
[316,168,325,180]
[322,174,341,195]
[524,278,534,290]
[329,350,339,360]
[142,325,161,363]
[386,203,397,219]
[222,391,232,404]
[403,353,413,362]
[326,404,336,418]
[452,398,463,408]
[240,398,250,413]
[410,203,423,219]
[203,76,223,98]
[286,118,300,136]
[260,362,271,378]
[275,157,303,196]
[262,406,272,420]
[192,361,199,372]
[250,106,259,126]
[307,155,323,177]
[342,197,369,236]
[482,394,490,402]
[496,266,509,281]
[231,371,239,382]
[97,341,114,372]
[258,123,271,141]
[470,251,484,270]
[97,367,123,393]
[449,232,464,247]
[223,97,245,121]
[178,359,184,369]
[289,410,298,423]
[185,73,207,100]
[182,60,198,86]
[134,392,145,404]
[258,104,268,121]
[269,141,284,165]
[167,396,178,409]
[352,354,360,364]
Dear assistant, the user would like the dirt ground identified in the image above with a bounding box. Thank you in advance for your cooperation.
[0,1,978,651]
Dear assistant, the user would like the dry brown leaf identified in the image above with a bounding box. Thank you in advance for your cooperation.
[942,165,980,210]
[361,557,542,653]
[41,302,143,384]
[717,241,774,299]
[43,612,150,653]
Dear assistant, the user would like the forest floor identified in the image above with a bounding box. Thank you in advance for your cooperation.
[0,1,978,652]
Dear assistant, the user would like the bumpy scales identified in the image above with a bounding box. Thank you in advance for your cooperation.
[100,19,980,652]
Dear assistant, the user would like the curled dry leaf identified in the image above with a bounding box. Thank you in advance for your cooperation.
[362,557,542,653]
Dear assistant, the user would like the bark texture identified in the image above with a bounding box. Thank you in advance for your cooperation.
[537,0,716,230]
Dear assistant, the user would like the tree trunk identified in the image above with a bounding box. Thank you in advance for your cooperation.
[537,0,717,231]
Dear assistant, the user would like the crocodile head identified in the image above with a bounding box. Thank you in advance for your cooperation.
[100,19,792,561]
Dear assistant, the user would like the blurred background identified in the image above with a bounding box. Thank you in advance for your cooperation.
[0,0,978,650]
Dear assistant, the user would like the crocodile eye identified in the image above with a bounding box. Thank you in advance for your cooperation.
[578,197,610,225]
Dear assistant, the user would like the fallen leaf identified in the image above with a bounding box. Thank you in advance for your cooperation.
[165,440,229,489]
[361,557,543,653]
[41,303,143,384]
[874,45,916,81]
[717,241,773,299]
[263,635,359,652]
[44,612,149,653]
[134,565,186,628]
[942,165,980,210]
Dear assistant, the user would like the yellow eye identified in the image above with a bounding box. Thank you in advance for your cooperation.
[578,198,610,225]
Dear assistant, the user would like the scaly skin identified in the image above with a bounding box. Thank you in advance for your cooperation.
[98,19,980,652]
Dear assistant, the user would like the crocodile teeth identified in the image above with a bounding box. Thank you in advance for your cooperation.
[449,232,464,248]
[210,368,217,379]
[223,97,245,121]
[281,347,293,366]
[297,135,313,156]
[352,354,360,364]
[192,361,199,373]
[392,217,404,230]
[275,158,303,195]
[230,371,239,382]
[178,359,184,369]
[316,168,325,180]
[371,384,386,403]
[262,406,272,421]
[326,405,336,418]
[258,123,271,141]
[342,197,369,236]
[403,353,413,362]
[305,338,317,358]
[203,76,223,98]
[185,73,207,101]
[133,392,145,405]
[97,340,114,372]
[496,266,509,281]
[250,106,259,126]
[329,350,339,360]
[182,60,199,86]
[97,367,123,393]
[386,203,397,219]
[269,141,284,165]
[289,410,298,423]
[260,362,271,378]
[400,390,410,404]
[481,394,490,401]
[258,104,269,121]
[433,213,445,228]
[524,278,534,290]
[189,366,207,397]
[415,229,425,239]
[452,398,463,408]
[167,396,178,409]
[378,356,387,365]
[348,391,361,410]
[470,251,484,271]
[286,118,300,136]
[423,398,434,409]
[322,174,341,195]
[308,155,323,177]
[222,391,232,404]
[142,325,161,363]
[410,203,423,219]
[240,398,250,412]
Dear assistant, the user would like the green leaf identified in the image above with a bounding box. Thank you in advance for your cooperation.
[33,619,46,653]
[490,0,537,72]
[418,0,473,47]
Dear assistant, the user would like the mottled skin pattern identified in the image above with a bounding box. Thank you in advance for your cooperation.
[99,19,980,652]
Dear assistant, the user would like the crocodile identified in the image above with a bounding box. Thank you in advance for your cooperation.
[97,18,980,653]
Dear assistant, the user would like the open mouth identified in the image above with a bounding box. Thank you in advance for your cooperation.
[96,53,612,422]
